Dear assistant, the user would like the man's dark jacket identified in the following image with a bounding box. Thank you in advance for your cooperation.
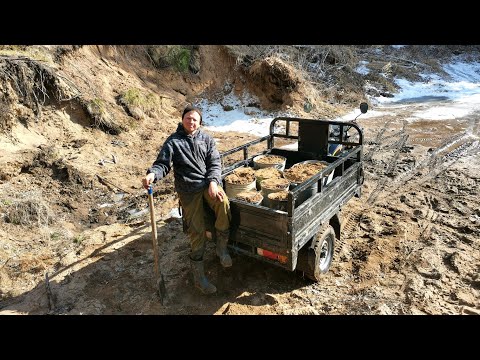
[148,123,222,193]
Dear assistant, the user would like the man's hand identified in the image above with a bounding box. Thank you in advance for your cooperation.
[208,181,224,202]
[142,173,155,190]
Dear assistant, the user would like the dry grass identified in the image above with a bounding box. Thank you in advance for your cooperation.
[249,56,301,90]
[0,45,55,65]
[227,45,365,110]
[2,189,53,227]
[230,45,359,82]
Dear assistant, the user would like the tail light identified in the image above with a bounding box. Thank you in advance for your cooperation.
[257,248,288,264]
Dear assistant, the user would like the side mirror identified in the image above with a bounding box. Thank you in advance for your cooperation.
[360,102,368,113]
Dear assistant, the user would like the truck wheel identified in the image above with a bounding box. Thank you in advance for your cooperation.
[296,225,336,281]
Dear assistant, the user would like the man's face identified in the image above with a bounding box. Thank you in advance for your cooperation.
[182,110,201,135]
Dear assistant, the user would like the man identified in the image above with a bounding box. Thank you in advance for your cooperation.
[142,105,231,294]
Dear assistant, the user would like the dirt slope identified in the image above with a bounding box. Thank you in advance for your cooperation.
[0,45,479,315]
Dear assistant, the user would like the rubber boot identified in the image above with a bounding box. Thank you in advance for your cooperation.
[190,258,216,294]
[216,230,232,268]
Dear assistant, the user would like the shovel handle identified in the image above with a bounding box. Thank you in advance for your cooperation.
[148,185,160,278]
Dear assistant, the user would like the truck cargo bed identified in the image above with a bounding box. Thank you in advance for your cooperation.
[218,116,364,273]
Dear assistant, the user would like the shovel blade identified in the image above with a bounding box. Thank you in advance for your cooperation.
[157,274,168,305]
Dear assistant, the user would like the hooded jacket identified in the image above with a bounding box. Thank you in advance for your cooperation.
[147,123,222,193]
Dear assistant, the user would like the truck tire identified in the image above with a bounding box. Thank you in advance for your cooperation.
[296,225,336,281]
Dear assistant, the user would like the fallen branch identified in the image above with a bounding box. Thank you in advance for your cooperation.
[0,257,12,270]
[383,54,425,67]
[98,159,115,165]
[96,174,132,194]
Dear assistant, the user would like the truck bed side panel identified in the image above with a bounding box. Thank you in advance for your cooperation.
[230,201,290,254]
[292,164,361,251]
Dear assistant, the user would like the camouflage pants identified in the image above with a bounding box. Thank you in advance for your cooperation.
[178,186,231,261]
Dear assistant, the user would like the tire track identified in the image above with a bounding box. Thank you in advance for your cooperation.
[336,211,361,258]
[364,119,394,162]
[413,137,441,143]
[373,131,479,203]
[367,133,409,205]
[365,109,480,206]
[409,139,479,188]
[416,207,439,243]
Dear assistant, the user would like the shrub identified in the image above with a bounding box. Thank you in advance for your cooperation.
[119,88,160,120]
[146,45,192,72]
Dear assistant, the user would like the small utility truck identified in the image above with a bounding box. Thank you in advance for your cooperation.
[186,103,367,281]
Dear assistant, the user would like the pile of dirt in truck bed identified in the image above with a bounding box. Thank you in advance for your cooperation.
[233,191,263,204]
[284,162,328,183]
[224,167,256,184]
[254,155,286,165]
[259,178,290,190]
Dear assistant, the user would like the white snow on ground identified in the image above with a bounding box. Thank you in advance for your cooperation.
[197,91,287,137]
[279,142,298,151]
[168,207,182,219]
[205,116,274,137]
[200,58,480,135]
[443,60,480,83]
[374,60,480,120]
[356,60,370,75]
[411,93,480,120]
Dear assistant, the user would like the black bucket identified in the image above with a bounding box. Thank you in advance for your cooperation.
[289,181,318,207]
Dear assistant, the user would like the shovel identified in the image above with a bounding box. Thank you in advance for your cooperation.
[147,185,167,304]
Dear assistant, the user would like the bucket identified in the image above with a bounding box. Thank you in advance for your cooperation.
[260,178,290,207]
[298,160,334,186]
[255,167,283,190]
[224,179,256,198]
[267,191,288,212]
[283,160,333,206]
[224,167,257,198]
[234,191,263,205]
[253,154,287,171]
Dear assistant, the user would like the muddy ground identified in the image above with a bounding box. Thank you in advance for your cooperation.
[1,100,479,315]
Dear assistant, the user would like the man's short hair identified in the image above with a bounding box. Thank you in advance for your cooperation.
[182,105,203,124]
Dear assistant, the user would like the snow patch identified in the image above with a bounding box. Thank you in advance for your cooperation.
[356,61,370,75]
[197,90,289,136]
